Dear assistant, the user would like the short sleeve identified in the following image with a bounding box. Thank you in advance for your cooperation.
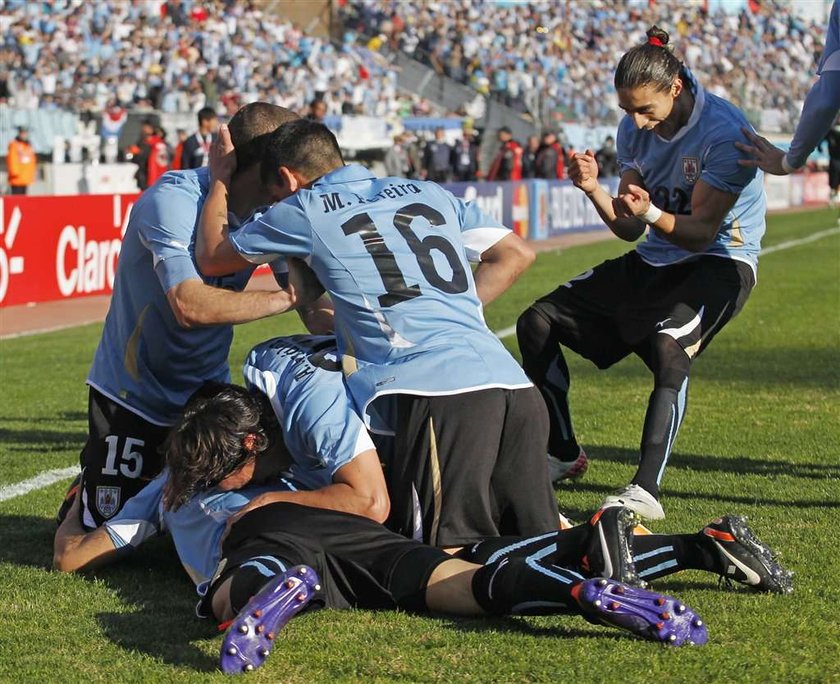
[301,397,374,477]
[134,179,202,291]
[444,189,511,262]
[229,195,314,264]
[616,117,639,175]
[103,475,165,549]
[700,139,758,194]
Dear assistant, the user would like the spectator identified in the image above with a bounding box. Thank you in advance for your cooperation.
[384,132,414,177]
[128,118,156,190]
[6,126,36,195]
[595,135,620,178]
[179,107,218,170]
[522,135,541,179]
[307,98,328,122]
[171,129,188,170]
[146,125,172,187]
[487,126,523,181]
[535,131,565,180]
[451,129,479,181]
[422,127,452,182]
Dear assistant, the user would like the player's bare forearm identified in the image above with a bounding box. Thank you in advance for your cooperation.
[53,492,126,572]
[474,233,535,305]
[167,279,298,328]
[297,294,335,334]
[585,185,646,241]
[236,484,388,524]
[646,181,737,252]
[196,178,250,276]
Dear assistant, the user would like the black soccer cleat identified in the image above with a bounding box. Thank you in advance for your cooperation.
[702,515,793,594]
[579,506,642,587]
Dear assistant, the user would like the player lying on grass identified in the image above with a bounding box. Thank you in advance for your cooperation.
[54,380,792,673]
[59,101,334,531]
[517,26,766,519]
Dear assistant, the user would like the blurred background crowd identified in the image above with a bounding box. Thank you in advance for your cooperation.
[0,0,831,192]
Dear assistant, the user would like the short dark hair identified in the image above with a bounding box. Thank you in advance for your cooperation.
[260,119,344,186]
[228,102,300,170]
[614,26,684,93]
[197,107,218,125]
[162,383,279,510]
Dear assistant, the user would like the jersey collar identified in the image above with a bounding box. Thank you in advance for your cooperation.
[313,164,376,187]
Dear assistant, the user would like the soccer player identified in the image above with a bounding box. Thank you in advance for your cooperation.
[517,27,766,519]
[54,379,792,673]
[195,120,558,548]
[735,0,840,178]
[62,102,332,530]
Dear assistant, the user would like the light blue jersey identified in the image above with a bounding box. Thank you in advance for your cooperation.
[242,335,376,492]
[229,166,531,432]
[617,69,766,274]
[103,334,374,592]
[786,0,840,168]
[87,169,284,425]
[104,473,298,591]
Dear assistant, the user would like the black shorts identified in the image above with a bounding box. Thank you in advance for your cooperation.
[202,502,450,616]
[528,252,755,370]
[78,387,170,528]
[382,386,558,547]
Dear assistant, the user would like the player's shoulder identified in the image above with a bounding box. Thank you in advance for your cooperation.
[697,91,751,142]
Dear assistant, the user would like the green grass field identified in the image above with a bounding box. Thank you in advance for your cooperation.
[1,209,838,683]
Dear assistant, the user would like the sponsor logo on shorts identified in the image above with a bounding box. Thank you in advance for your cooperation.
[682,157,700,184]
[96,486,121,519]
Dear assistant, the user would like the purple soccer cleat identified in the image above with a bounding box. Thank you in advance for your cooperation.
[572,577,708,646]
[219,564,321,674]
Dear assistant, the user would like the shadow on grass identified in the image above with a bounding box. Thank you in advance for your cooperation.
[438,615,618,642]
[0,514,218,672]
[579,446,840,481]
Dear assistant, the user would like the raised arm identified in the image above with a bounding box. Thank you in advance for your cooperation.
[568,149,646,242]
[618,180,738,253]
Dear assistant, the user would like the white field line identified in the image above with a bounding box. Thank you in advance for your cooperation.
[0,466,79,502]
[0,226,838,502]
[0,319,104,341]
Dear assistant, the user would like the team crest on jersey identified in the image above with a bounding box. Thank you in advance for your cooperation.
[96,486,121,519]
[682,157,700,184]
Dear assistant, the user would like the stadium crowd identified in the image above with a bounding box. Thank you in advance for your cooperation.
[0,0,826,135]
[0,0,430,119]
[342,0,826,132]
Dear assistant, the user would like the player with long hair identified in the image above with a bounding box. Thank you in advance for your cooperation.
[517,26,766,519]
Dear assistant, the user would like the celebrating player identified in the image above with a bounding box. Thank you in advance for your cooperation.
[60,102,332,530]
[517,27,766,519]
[195,120,558,547]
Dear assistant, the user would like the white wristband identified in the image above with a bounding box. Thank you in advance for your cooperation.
[640,203,663,225]
[781,154,798,175]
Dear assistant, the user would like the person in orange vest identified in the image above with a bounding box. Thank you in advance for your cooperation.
[486,126,523,181]
[6,126,36,195]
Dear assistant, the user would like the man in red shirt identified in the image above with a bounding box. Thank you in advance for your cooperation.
[486,126,523,181]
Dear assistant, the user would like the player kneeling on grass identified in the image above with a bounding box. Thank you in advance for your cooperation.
[55,388,792,674]
[517,26,766,519]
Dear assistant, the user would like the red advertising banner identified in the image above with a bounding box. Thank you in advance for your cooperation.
[0,194,140,308]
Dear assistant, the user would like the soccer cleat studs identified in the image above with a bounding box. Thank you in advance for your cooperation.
[573,578,708,646]
[219,564,321,674]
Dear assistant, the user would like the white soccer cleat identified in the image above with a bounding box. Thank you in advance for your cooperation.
[547,447,589,484]
[602,484,665,521]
